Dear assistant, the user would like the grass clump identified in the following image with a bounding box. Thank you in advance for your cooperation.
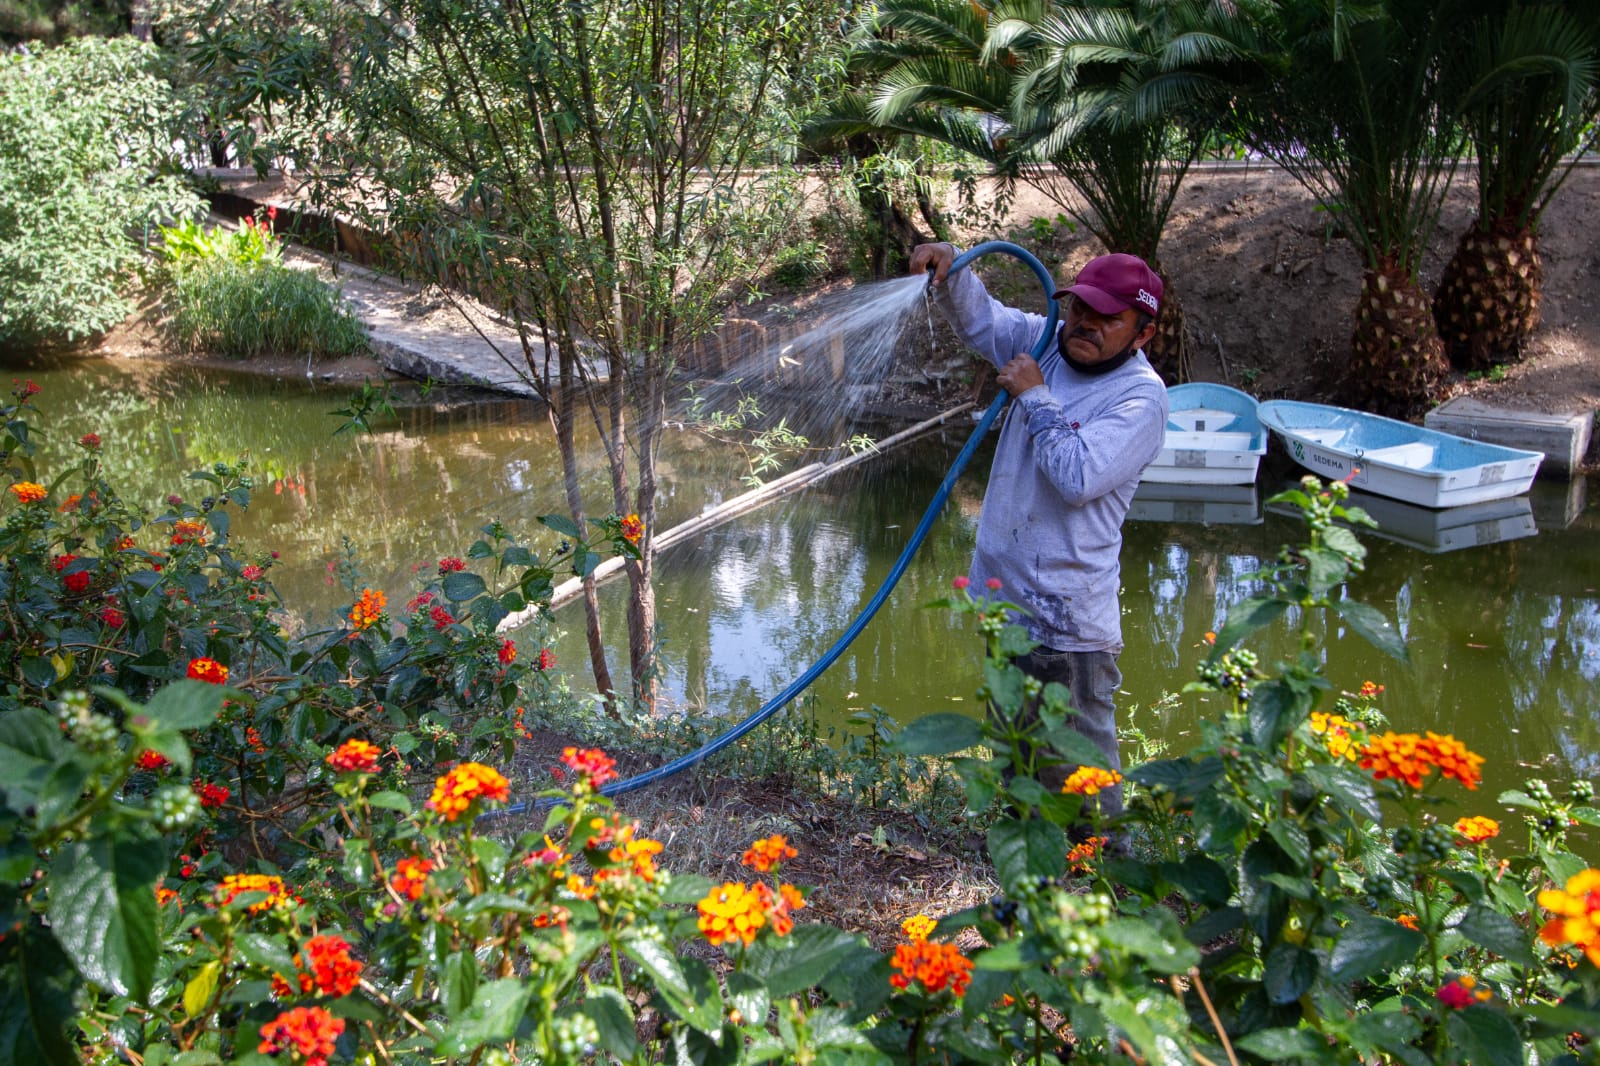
[159,215,368,359]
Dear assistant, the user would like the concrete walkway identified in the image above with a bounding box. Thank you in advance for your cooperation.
[280,242,551,397]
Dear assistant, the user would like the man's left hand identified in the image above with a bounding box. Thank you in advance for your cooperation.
[996,354,1045,396]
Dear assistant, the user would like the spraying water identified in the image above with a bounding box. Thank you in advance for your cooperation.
[673,274,936,458]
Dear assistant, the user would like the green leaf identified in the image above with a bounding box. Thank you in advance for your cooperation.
[1235,1027,1335,1059]
[1160,854,1232,908]
[1104,911,1200,974]
[988,819,1067,895]
[1452,904,1535,966]
[1445,1006,1525,1066]
[440,951,479,1018]
[1249,679,1303,749]
[1330,914,1426,983]
[1127,755,1224,803]
[1214,596,1289,653]
[232,933,296,978]
[540,513,582,537]
[581,988,638,1058]
[892,713,983,756]
[1264,942,1318,1004]
[1304,764,1381,822]
[1266,819,1311,869]
[47,832,165,1002]
[0,925,80,1066]
[1496,789,1541,810]
[765,925,877,998]
[435,979,529,1056]
[116,680,227,732]
[442,571,488,603]
[624,937,718,1035]
[1038,723,1113,769]
[0,707,63,810]
[660,873,715,906]
[1303,545,1351,596]
[725,973,768,1039]
[367,790,412,814]
[1332,599,1407,661]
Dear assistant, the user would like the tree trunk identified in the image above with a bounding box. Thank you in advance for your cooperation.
[1144,267,1187,385]
[1346,261,1450,418]
[547,380,616,714]
[1433,216,1542,371]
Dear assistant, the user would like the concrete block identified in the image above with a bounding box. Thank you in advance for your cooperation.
[1424,396,1593,475]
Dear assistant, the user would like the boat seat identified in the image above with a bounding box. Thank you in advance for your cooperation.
[1169,407,1238,433]
[1361,442,1435,467]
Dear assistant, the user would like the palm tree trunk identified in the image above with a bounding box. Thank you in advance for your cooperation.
[1433,216,1542,371]
[1145,266,1188,384]
[1347,259,1450,418]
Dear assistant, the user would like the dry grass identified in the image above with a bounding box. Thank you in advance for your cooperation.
[496,727,998,953]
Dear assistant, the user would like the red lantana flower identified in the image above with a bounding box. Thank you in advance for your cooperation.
[429,605,456,630]
[559,746,618,790]
[99,606,126,628]
[136,750,170,771]
[438,556,466,573]
[78,433,101,449]
[302,935,363,996]
[498,639,517,665]
[193,780,230,808]
[187,658,229,685]
[536,648,556,671]
[258,1006,344,1066]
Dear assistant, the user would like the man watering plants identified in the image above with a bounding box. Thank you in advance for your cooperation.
[911,243,1168,835]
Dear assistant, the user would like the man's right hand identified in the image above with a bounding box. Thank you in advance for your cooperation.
[909,242,957,285]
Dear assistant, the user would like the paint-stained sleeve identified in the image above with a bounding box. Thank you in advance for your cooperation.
[934,263,1052,368]
[1013,385,1166,504]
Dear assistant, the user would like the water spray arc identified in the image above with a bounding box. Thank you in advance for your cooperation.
[490,241,1059,817]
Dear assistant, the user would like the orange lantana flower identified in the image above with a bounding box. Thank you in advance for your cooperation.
[8,481,46,504]
[889,939,973,997]
[1539,869,1600,966]
[1358,731,1484,791]
[901,914,937,942]
[326,738,382,774]
[1062,767,1123,796]
[426,762,510,821]
[389,856,435,901]
[217,873,291,914]
[348,588,386,630]
[1455,815,1500,844]
[742,834,798,873]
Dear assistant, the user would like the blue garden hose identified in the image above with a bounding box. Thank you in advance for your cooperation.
[488,241,1059,818]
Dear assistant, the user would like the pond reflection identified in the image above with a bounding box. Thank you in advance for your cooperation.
[6,352,1598,807]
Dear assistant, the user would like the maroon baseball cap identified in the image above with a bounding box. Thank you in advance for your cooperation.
[1054,253,1163,317]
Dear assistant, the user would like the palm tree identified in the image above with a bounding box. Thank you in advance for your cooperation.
[1433,0,1600,370]
[810,0,1258,382]
[1232,0,1465,416]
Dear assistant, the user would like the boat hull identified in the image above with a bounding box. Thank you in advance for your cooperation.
[1259,400,1543,508]
[1141,384,1267,486]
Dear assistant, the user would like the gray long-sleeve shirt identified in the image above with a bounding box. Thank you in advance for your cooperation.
[937,264,1168,652]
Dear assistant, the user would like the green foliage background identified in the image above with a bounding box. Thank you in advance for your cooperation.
[0,36,200,344]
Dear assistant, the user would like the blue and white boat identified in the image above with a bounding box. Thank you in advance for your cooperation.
[1141,382,1267,486]
[1257,400,1544,508]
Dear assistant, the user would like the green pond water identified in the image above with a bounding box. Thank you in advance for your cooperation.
[6,352,1598,816]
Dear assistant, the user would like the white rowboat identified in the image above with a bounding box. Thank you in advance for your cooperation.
[1257,400,1544,508]
[1141,382,1267,485]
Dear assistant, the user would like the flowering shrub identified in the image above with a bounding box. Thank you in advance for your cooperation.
[9,387,1600,1066]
